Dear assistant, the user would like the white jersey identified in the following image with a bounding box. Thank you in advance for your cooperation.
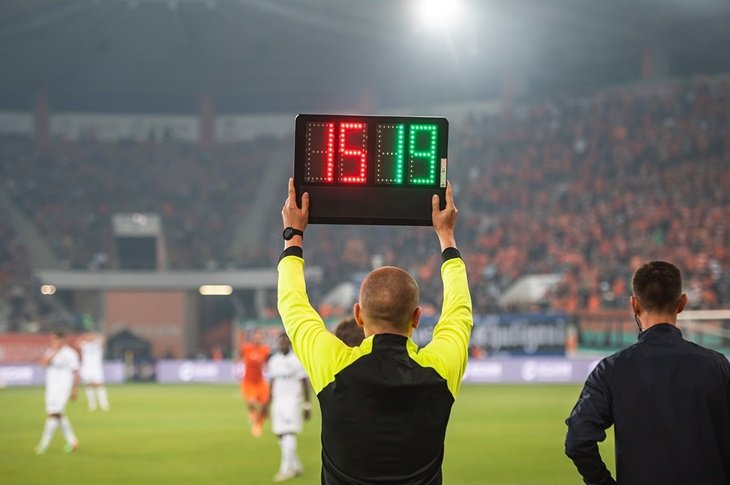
[269,351,308,435]
[269,351,307,400]
[80,338,104,383]
[45,346,80,413]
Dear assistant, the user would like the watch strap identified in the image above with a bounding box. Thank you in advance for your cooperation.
[283,227,304,240]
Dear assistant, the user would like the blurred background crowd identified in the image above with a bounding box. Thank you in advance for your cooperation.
[1,77,728,332]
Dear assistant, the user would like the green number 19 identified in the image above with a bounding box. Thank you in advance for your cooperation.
[408,124,438,185]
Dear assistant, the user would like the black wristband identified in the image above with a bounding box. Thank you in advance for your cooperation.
[441,247,461,262]
[279,246,303,262]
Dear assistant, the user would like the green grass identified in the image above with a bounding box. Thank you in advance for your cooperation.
[0,384,615,484]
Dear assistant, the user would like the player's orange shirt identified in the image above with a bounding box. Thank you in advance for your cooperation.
[240,343,270,384]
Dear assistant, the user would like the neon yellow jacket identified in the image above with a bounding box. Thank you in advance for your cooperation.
[277,246,473,483]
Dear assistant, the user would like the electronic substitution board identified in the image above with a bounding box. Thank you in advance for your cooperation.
[294,114,448,226]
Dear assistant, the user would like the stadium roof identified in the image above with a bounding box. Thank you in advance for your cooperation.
[1,0,730,114]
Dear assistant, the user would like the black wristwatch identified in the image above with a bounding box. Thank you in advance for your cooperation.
[283,227,304,240]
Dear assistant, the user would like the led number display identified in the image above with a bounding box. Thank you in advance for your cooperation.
[338,122,368,184]
[295,114,449,226]
[304,122,335,183]
[409,124,438,185]
[375,123,405,184]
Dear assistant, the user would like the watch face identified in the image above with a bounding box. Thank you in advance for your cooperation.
[283,227,293,239]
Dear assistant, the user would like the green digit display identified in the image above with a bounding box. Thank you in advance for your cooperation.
[408,124,438,185]
[375,124,405,184]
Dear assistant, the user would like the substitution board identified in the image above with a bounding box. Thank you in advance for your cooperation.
[294,114,448,226]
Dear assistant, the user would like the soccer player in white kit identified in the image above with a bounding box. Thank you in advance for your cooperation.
[35,329,80,454]
[268,332,311,482]
[79,332,110,411]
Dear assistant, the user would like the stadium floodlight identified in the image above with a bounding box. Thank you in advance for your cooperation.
[199,285,233,296]
[40,284,56,296]
[414,0,461,31]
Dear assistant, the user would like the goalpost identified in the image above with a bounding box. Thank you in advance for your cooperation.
[576,309,730,354]
[678,310,730,351]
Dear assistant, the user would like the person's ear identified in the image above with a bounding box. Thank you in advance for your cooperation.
[677,293,688,314]
[411,306,422,329]
[630,295,641,316]
[353,303,365,328]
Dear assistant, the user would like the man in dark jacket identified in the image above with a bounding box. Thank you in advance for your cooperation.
[565,260,730,485]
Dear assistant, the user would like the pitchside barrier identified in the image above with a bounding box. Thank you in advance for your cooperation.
[3,311,727,387]
[156,357,607,385]
[414,313,570,356]
[0,362,125,387]
[153,357,604,385]
[4,350,729,386]
[0,358,600,387]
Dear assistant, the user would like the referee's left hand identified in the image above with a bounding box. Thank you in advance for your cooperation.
[432,181,458,250]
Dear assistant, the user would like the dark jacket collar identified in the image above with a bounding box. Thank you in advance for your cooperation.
[638,322,682,341]
[373,333,409,344]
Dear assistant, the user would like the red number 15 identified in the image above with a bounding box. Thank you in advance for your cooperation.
[304,122,367,184]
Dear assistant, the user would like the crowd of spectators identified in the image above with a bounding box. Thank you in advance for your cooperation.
[1,138,276,271]
[0,77,728,328]
[455,77,730,313]
[252,77,730,316]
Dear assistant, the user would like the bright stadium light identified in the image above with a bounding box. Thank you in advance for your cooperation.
[199,285,233,296]
[414,0,461,31]
[40,284,56,296]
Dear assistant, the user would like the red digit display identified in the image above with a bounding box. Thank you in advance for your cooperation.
[338,122,368,184]
[304,122,335,183]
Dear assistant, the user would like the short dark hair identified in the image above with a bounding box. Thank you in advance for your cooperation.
[52,327,68,338]
[333,318,365,347]
[632,261,683,314]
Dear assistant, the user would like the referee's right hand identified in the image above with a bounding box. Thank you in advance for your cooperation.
[281,177,309,248]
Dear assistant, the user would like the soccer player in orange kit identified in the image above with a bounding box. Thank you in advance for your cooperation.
[239,329,271,437]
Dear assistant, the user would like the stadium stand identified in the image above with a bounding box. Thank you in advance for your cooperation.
[1,137,278,271]
[1,78,728,331]
[0,206,58,332]
[456,77,730,314]
[264,77,730,316]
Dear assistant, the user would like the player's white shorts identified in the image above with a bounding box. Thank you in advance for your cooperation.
[81,366,104,385]
[271,396,303,435]
[45,389,71,414]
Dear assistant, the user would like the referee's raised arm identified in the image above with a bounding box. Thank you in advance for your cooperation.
[276,177,313,357]
[276,178,352,392]
[420,182,474,398]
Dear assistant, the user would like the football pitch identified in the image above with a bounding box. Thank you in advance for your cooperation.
[0,384,615,484]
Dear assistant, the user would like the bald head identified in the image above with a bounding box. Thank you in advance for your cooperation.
[358,266,420,333]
